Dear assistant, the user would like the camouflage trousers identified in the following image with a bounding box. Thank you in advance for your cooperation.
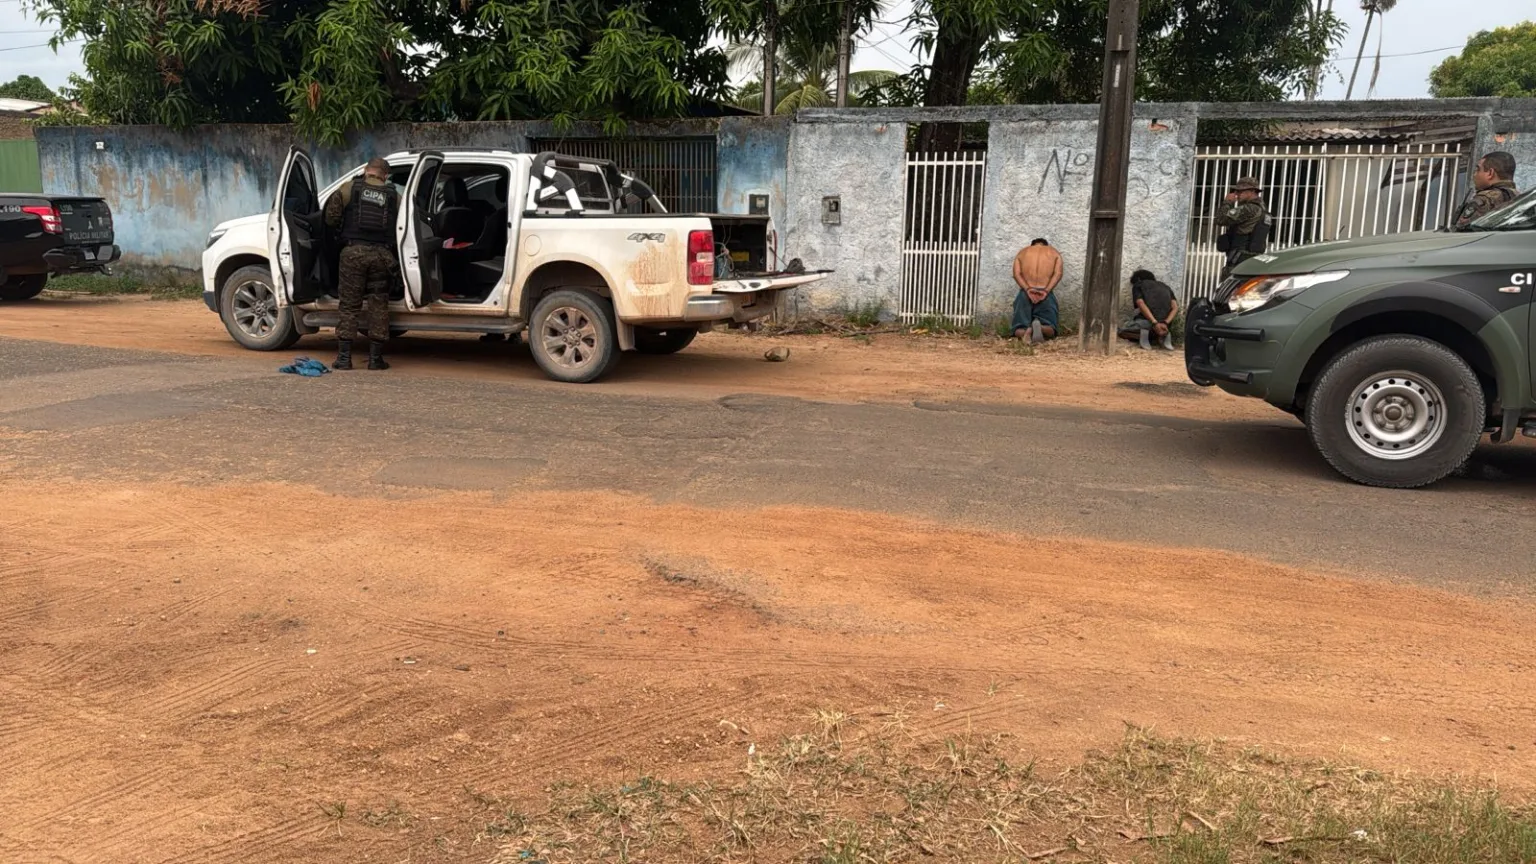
[337,243,395,343]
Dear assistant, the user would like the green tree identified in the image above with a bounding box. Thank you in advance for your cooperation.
[0,75,57,102]
[26,0,730,142]
[1430,22,1536,98]
[1345,0,1397,99]
[869,0,1341,123]
[711,0,887,114]
[728,36,896,113]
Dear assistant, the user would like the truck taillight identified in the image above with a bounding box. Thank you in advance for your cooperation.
[688,229,714,286]
[22,205,62,235]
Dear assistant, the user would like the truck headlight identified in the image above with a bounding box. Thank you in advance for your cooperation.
[1228,271,1349,314]
[205,228,227,250]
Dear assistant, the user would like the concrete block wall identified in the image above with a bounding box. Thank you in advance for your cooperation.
[976,107,1198,321]
[1476,109,1536,193]
[780,105,1199,324]
[783,120,908,315]
[35,98,1536,309]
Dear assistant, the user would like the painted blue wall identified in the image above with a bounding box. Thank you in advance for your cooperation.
[716,116,792,255]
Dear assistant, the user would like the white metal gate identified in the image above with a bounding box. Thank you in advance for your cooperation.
[900,151,987,322]
[1185,142,1468,300]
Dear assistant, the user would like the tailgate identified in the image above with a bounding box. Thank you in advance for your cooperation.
[713,271,832,294]
[54,198,114,246]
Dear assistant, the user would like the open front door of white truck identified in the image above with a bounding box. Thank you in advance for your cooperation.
[267,147,323,308]
[397,151,446,311]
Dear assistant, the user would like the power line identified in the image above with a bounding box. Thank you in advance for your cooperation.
[1372,43,1464,59]
[0,37,79,52]
[855,33,913,69]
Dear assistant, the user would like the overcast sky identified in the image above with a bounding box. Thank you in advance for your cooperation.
[1,0,1531,102]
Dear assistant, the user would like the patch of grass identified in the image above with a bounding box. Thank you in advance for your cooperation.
[844,301,886,329]
[485,720,1536,864]
[46,269,201,301]
[361,801,412,828]
[905,315,978,335]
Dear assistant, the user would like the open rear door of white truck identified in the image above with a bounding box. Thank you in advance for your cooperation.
[712,271,832,294]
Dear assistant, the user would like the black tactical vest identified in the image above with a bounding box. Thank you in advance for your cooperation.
[1217,201,1271,256]
[341,177,397,246]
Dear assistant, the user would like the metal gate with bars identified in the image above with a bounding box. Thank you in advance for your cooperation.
[529,136,717,213]
[1184,142,1468,300]
[899,151,987,322]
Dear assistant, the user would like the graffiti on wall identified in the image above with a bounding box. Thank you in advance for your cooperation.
[1037,146,1187,203]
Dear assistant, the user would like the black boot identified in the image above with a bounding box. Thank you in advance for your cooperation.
[367,341,390,370]
[332,340,353,370]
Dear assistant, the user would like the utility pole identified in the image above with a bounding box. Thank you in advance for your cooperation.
[1305,0,1334,100]
[835,0,853,108]
[1079,0,1139,354]
[1345,4,1377,100]
[763,0,779,116]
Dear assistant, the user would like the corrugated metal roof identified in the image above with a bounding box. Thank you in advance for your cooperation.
[0,98,49,114]
[1264,127,1412,142]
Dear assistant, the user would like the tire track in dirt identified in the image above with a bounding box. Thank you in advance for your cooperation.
[367,605,1016,676]
[23,644,99,681]
[445,690,753,794]
[12,764,175,834]
[154,815,329,864]
[370,604,1027,679]
[82,803,204,864]
[147,659,281,721]
[153,587,234,624]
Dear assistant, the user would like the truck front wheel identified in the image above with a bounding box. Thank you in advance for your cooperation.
[1306,335,1484,488]
[220,265,300,351]
[528,289,619,383]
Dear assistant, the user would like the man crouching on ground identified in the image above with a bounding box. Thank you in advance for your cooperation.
[324,157,399,371]
[1119,269,1178,350]
[1012,237,1062,344]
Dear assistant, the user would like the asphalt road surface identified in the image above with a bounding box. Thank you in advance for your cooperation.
[4,334,1534,593]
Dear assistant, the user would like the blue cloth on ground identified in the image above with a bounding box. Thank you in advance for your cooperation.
[278,357,331,377]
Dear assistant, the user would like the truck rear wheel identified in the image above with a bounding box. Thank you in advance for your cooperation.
[633,327,698,355]
[220,265,300,351]
[1306,335,1484,488]
[0,274,47,301]
[529,289,619,383]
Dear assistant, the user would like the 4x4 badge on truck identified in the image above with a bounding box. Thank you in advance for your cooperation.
[627,232,666,244]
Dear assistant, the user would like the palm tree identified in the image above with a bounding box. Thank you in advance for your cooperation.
[1345,0,1397,99]
[729,33,896,114]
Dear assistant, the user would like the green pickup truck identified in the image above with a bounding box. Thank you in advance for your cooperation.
[1185,189,1536,488]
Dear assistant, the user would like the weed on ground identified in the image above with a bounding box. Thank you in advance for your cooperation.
[46,270,202,301]
[478,720,1535,864]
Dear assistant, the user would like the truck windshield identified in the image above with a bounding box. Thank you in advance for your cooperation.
[1468,189,1536,232]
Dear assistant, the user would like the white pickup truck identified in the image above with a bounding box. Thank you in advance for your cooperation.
[202,148,827,382]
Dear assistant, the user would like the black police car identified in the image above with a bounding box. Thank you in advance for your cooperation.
[0,193,120,300]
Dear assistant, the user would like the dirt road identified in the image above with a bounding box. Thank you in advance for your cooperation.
[4,479,1534,863]
[2,298,1535,863]
[0,295,1272,420]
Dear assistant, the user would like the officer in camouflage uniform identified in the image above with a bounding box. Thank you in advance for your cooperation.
[324,157,399,370]
[1215,176,1270,278]
[1453,151,1519,230]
